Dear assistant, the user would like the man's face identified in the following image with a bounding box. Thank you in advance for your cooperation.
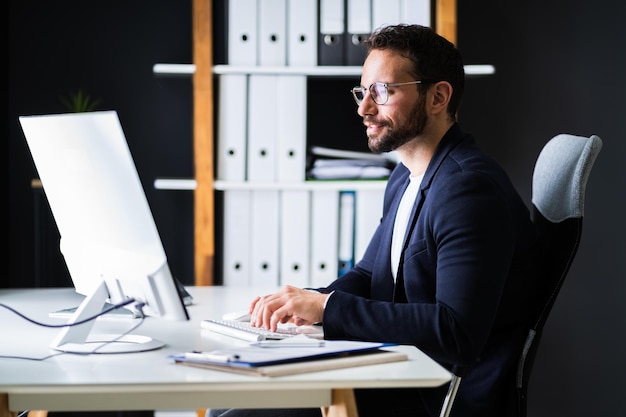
[357,49,428,154]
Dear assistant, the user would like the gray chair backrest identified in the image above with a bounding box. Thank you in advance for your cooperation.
[532,134,603,222]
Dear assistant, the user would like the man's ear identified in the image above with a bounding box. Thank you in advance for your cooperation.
[430,81,453,115]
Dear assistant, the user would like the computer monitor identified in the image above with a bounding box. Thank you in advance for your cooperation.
[19,110,190,354]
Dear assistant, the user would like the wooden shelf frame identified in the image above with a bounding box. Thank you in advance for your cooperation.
[192,0,214,285]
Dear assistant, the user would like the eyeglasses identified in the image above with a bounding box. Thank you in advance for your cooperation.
[351,80,436,105]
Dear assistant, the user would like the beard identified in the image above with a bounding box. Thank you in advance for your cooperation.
[367,95,428,154]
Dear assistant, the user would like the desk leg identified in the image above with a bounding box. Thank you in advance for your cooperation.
[1,393,13,417]
[321,389,358,417]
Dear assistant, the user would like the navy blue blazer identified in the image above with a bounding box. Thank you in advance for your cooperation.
[320,124,541,416]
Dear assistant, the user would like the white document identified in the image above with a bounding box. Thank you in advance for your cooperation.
[228,0,258,65]
[319,0,345,65]
[247,74,278,182]
[372,0,400,31]
[217,74,248,181]
[354,188,384,261]
[250,189,280,287]
[346,0,372,66]
[279,190,311,287]
[337,190,356,276]
[276,75,307,182]
[401,0,431,27]
[259,0,287,66]
[309,189,339,288]
[221,190,251,287]
[287,0,318,66]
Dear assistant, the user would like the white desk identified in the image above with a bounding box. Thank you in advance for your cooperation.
[0,287,450,417]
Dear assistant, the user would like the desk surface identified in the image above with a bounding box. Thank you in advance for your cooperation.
[0,286,450,415]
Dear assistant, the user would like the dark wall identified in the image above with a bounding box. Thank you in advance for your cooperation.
[8,0,195,288]
[456,1,626,416]
[7,1,626,416]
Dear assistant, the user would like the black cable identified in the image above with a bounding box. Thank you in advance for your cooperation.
[0,297,136,328]
[0,299,147,360]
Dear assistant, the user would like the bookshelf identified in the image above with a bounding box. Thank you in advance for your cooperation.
[183,0,462,286]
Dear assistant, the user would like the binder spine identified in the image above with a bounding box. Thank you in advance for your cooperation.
[318,0,346,65]
[287,0,318,66]
[259,0,288,66]
[338,190,356,276]
[346,0,372,66]
[227,0,258,65]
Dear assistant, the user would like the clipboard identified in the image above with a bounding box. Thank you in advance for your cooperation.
[170,340,408,377]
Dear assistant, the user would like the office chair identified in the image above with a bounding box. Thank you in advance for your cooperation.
[516,133,602,416]
[438,133,603,417]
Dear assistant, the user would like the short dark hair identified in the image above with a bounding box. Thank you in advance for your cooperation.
[365,24,465,118]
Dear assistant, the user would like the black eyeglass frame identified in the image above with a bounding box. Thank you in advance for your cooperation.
[351,80,438,105]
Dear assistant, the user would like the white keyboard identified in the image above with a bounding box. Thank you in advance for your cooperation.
[201,319,299,342]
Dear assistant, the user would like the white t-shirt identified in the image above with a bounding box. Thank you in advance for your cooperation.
[391,174,423,280]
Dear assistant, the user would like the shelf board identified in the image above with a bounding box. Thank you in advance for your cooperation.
[152,63,196,76]
[153,63,495,77]
[154,178,387,191]
[213,65,364,76]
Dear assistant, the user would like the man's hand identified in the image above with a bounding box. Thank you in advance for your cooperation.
[249,285,328,332]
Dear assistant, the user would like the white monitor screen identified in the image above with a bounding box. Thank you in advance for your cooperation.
[19,110,189,353]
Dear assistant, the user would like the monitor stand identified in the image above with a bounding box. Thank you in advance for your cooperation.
[50,281,164,354]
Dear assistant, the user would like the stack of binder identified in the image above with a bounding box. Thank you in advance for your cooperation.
[223,0,432,67]
[226,0,318,67]
[217,74,308,183]
[218,184,386,289]
[323,0,432,65]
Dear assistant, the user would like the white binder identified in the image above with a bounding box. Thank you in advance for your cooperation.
[228,0,258,65]
[287,0,318,66]
[221,190,251,286]
[276,75,307,182]
[372,0,400,31]
[217,74,248,181]
[250,189,280,287]
[401,0,431,26]
[309,189,339,288]
[247,74,278,182]
[279,190,311,287]
[354,188,384,261]
[259,0,287,66]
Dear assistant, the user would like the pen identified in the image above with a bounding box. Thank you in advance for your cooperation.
[184,350,240,362]
[250,340,325,348]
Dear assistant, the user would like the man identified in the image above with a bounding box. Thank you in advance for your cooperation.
[211,24,540,417]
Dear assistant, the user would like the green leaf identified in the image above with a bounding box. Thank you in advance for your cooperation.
[60,89,102,112]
